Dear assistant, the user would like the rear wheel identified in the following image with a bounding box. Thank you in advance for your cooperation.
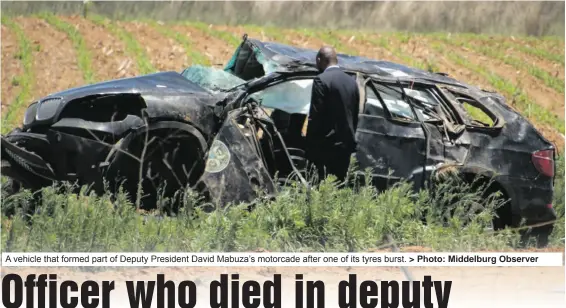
[430,168,513,230]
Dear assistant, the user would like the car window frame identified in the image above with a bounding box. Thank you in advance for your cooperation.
[437,85,505,130]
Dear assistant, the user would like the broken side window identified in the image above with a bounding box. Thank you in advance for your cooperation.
[443,89,497,128]
[372,83,418,121]
[249,79,313,115]
[370,82,449,123]
[181,65,246,93]
[363,83,386,117]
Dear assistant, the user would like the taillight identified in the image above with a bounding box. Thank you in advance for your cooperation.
[532,149,554,177]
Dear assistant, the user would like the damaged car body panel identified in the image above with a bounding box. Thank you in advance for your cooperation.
[2,71,224,196]
[196,108,278,206]
[219,36,557,236]
[1,35,557,244]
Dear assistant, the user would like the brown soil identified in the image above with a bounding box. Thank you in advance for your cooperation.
[337,34,404,63]
[445,45,566,150]
[473,38,565,80]
[1,25,24,110]
[280,29,326,50]
[119,21,186,72]
[452,44,564,118]
[172,25,235,67]
[58,15,139,81]
[2,16,564,157]
[379,34,565,151]
[519,37,565,58]
[396,35,494,91]
[14,17,84,109]
[213,24,263,41]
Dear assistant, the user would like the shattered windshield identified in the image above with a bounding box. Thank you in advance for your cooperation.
[181,65,246,92]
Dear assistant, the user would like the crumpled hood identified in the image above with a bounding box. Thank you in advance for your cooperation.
[43,71,213,101]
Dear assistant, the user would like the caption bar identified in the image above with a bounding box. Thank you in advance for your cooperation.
[2,252,563,267]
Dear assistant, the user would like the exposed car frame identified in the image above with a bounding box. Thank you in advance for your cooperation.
[1,34,557,246]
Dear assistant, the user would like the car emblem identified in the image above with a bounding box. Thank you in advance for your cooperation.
[205,140,231,173]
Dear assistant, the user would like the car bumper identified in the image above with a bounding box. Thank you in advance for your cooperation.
[498,175,557,224]
[1,133,56,181]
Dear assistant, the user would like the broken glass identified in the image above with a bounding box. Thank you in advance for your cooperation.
[181,65,246,93]
[249,79,313,115]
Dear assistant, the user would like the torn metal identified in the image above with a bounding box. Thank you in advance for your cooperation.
[1,35,557,244]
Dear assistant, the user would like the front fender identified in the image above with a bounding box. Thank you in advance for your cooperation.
[195,108,277,206]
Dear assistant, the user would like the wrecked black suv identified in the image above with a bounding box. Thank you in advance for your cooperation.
[1,35,557,244]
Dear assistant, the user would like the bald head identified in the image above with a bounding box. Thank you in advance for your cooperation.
[316,45,338,72]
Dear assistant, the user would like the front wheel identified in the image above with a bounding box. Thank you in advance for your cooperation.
[105,126,207,212]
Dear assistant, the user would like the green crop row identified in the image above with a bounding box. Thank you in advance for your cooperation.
[1,17,34,134]
[89,15,156,75]
[39,13,97,84]
[432,33,564,94]
[427,41,564,134]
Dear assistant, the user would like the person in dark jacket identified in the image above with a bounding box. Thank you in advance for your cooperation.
[305,46,360,183]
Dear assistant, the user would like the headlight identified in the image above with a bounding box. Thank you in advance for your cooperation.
[23,102,38,126]
[35,97,62,121]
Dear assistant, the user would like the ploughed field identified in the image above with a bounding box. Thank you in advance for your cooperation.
[1,15,565,150]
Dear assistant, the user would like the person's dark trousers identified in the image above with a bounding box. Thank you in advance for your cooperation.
[308,144,352,184]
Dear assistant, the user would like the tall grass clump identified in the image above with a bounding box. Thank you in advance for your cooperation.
[2,166,533,253]
[549,155,565,246]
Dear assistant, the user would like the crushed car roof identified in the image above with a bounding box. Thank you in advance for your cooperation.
[246,38,467,86]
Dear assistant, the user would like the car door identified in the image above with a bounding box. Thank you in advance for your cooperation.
[354,78,428,190]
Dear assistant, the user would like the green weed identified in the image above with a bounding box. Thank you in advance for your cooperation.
[549,155,565,246]
[187,21,241,48]
[433,33,564,94]
[466,33,565,65]
[39,13,96,84]
[245,24,288,43]
[357,32,435,72]
[300,28,359,56]
[89,15,156,75]
[430,41,564,134]
[4,168,558,253]
[1,17,34,134]
[147,21,210,66]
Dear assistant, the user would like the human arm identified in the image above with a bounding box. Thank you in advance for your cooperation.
[306,76,326,142]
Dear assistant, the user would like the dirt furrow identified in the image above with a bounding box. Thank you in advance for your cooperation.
[395,35,498,91]
[213,25,265,42]
[1,25,24,109]
[58,15,139,81]
[468,38,565,80]
[16,17,84,101]
[281,30,327,50]
[119,21,186,72]
[518,37,565,58]
[171,25,235,67]
[366,34,565,151]
[336,34,404,64]
[442,41,564,119]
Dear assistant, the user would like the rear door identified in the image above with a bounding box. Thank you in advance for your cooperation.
[354,78,428,190]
